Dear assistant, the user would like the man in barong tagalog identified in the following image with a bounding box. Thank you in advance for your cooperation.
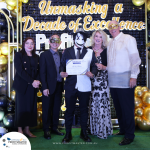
[107,20,141,145]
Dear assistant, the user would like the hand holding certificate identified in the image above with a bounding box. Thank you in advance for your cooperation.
[66,59,88,75]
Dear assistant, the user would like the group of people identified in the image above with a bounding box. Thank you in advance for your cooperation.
[12,20,141,146]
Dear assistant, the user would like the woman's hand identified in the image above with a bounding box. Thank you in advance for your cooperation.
[32,80,41,88]
[95,63,103,70]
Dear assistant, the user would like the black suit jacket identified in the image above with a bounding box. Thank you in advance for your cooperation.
[39,50,63,94]
[12,51,40,94]
[61,46,97,90]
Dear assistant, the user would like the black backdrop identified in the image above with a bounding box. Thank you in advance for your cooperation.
[22,0,146,86]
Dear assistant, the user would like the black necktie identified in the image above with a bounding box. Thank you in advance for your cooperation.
[76,48,81,59]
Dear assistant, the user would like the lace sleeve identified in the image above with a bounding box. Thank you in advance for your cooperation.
[129,53,141,78]
[126,36,141,78]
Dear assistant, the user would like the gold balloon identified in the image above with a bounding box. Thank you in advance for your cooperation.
[36,119,42,129]
[141,86,148,93]
[22,0,29,3]
[14,6,20,13]
[37,90,42,97]
[37,102,42,111]
[142,92,150,107]
[135,89,143,98]
[134,96,143,108]
[132,0,145,6]
[138,118,150,131]
[135,86,142,91]
[6,0,17,7]
[37,111,42,120]
[0,64,8,73]
[143,107,150,121]
[0,42,13,55]
[0,55,8,65]
[148,0,150,11]
[135,107,143,116]
[0,0,5,2]
[7,4,14,11]
[10,90,16,101]
[135,116,138,126]
[10,10,16,17]
[136,116,143,124]
[10,52,13,63]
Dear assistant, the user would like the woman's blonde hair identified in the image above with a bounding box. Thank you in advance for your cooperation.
[90,29,108,49]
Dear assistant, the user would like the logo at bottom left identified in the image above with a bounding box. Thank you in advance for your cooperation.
[0,132,31,150]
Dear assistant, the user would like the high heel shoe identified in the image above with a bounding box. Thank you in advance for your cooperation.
[23,130,37,138]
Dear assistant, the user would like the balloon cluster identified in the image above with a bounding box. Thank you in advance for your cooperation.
[134,86,150,131]
[5,0,28,22]
[0,8,16,74]
[0,91,16,129]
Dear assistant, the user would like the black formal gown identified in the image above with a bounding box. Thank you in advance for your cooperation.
[15,56,37,127]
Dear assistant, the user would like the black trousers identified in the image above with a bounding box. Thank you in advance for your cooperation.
[42,82,62,131]
[110,88,135,139]
[65,88,90,132]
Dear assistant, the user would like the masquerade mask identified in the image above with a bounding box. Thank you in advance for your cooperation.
[108,23,119,30]
[50,38,61,44]
[75,33,85,48]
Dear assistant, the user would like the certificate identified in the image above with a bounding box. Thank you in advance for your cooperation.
[66,59,88,75]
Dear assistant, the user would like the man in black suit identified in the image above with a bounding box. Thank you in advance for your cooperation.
[40,34,64,140]
[60,28,97,143]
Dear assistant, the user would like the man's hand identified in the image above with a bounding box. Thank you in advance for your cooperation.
[32,80,41,88]
[130,78,137,88]
[43,89,50,97]
[86,71,94,78]
[60,72,68,78]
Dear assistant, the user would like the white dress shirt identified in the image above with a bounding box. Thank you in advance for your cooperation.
[107,32,141,88]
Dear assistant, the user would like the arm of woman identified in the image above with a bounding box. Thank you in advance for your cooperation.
[14,52,34,83]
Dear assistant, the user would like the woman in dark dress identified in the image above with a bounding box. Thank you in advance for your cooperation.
[88,30,113,139]
[12,37,40,137]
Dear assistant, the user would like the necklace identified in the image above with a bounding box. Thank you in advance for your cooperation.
[93,47,102,53]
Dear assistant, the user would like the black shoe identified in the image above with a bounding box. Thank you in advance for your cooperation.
[119,138,133,145]
[62,132,72,144]
[44,131,51,140]
[80,130,92,142]
[51,129,64,136]
[86,128,92,135]
[113,131,125,135]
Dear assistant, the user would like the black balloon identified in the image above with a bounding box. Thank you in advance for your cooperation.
[0,31,8,42]
[0,107,5,121]
[0,96,8,108]
[0,121,5,127]
[3,113,15,128]
[0,9,9,19]
[7,105,15,113]
[7,100,15,107]
[0,19,7,30]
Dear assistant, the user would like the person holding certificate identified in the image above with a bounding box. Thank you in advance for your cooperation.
[88,29,113,139]
[60,28,97,143]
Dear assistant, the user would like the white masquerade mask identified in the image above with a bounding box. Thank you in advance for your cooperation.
[74,33,85,48]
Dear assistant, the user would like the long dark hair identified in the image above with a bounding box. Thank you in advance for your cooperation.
[21,37,36,56]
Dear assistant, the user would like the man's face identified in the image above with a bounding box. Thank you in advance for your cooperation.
[108,21,121,38]
[74,33,85,48]
[49,35,61,50]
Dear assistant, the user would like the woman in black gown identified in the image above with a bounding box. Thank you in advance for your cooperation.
[12,37,40,137]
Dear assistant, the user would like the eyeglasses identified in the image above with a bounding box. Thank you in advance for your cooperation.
[50,38,61,44]
[108,24,119,30]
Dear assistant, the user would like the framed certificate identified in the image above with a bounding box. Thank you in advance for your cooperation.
[66,59,88,75]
